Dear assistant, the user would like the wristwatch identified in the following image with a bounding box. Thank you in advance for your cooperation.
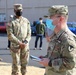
[22,40,28,44]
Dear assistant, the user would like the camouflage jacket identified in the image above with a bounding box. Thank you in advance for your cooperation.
[6,16,31,48]
[45,29,76,75]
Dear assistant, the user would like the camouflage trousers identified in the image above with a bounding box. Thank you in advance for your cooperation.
[10,47,29,75]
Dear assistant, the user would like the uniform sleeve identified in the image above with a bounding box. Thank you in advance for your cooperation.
[25,21,31,43]
[6,22,21,45]
[50,36,76,72]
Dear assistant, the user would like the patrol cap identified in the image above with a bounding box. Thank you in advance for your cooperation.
[14,4,23,10]
[47,5,68,17]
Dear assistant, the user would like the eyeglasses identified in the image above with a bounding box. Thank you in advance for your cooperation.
[56,16,61,17]
[50,15,61,19]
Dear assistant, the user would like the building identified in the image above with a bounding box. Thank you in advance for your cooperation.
[0,0,76,23]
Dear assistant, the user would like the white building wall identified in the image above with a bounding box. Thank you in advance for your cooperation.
[0,0,76,23]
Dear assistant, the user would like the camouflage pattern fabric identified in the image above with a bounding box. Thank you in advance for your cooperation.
[14,4,23,10]
[46,5,68,17]
[6,16,31,75]
[45,29,76,75]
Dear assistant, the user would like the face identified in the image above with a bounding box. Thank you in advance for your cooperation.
[15,9,22,16]
[50,14,67,33]
[50,14,61,27]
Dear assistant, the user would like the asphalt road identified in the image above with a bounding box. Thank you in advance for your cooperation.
[0,33,48,67]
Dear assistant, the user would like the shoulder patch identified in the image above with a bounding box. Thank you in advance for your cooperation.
[68,45,74,52]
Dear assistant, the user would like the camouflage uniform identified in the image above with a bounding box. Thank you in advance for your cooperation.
[6,4,31,75]
[44,5,76,75]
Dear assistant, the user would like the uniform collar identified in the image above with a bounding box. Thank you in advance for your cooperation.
[15,16,23,22]
[55,29,66,38]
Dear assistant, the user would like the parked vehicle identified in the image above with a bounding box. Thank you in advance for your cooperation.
[31,21,76,35]
[67,22,76,34]
[0,22,6,32]
[31,24,36,36]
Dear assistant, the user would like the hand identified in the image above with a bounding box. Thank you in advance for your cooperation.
[19,42,27,49]
[46,36,51,42]
[39,58,49,67]
[39,55,44,59]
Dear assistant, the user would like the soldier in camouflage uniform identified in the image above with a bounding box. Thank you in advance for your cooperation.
[39,5,76,75]
[6,4,31,75]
